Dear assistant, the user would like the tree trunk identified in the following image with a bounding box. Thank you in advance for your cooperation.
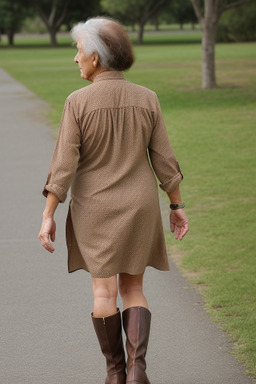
[201,0,218,89]
[138,22,145,44]
[48,27,57,47]
[154,17,159,31]
[190,0,251,89]
[36,0,68,48]
[7,31,14,46]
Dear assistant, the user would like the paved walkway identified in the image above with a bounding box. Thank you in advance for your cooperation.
[0,68,254,384]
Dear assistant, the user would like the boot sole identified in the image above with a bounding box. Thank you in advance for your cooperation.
[127,382,149,384]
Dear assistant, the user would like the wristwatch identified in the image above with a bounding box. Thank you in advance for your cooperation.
[170,202,185,210]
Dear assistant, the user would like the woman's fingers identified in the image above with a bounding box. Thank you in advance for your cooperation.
[170,210,189,241]
[178,220,189,240]
[50,231,56,243]
[38,217,56,253]
[39,232,55,253]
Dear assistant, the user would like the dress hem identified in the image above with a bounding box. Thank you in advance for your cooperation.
[68,263,171,278]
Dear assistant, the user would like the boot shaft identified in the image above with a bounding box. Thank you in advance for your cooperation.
[92,309,126,384]
[122,306,151,384]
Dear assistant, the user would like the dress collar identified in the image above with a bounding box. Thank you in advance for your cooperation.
[93,71,125,83]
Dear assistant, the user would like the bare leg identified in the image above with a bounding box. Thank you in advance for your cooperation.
[119,272,149,310]
[92,275,118,317]
[91,275,126,383]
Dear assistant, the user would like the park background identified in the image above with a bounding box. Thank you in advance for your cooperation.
[0,0,255,379]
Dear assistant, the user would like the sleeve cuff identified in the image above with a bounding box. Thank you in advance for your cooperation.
[159,172,183,193]
[42,183,67,203]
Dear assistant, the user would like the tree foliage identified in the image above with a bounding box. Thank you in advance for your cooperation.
[0,0,101,46]
[0,0,32,45]
[64,0,101,29]
[217,1,256,42]
[169,0,197,29]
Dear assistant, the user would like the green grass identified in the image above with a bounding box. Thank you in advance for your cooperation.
[0,36,256,377]
[0,35,72,47]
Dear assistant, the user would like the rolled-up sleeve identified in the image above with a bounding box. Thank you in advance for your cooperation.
[149,95,183,193]
[43,97,81,203]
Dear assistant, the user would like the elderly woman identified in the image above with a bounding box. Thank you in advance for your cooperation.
[39,17,188,384]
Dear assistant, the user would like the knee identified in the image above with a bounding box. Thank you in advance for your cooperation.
[119,274,143,299]
[93,280,118,303]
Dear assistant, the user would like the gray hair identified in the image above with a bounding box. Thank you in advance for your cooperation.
[71,17,113,69]
[71,17,134,71]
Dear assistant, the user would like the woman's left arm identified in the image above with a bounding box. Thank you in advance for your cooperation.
[38,192,60,253]
[148,95,189,240]
[148,95,183,195]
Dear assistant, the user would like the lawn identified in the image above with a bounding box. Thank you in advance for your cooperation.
[0,36,256,376]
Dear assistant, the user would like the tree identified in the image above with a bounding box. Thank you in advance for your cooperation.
[33,0,100,47]
[189,0,251,89]
[0,0,31,45]
[34,0,69,47]
[170,0,197,30]
[101,0,169,44]
[0,0,100,47]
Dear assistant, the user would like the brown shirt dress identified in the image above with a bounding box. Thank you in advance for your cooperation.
[43,71,183,278]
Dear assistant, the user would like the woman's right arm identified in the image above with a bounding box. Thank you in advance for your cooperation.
[38,192,60,253]
[39,97,81,252]
[43,97,81,203]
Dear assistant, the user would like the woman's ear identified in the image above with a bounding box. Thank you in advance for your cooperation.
[92,52,99,67]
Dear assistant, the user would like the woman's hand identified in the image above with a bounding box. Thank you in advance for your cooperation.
[170,209,189,241]
[38,215,56,253]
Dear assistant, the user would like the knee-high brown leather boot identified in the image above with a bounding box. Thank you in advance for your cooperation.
[122,306,151,384]
[92,309,126,384]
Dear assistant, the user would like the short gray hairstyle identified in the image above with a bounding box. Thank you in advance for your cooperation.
[71,17,134,71]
